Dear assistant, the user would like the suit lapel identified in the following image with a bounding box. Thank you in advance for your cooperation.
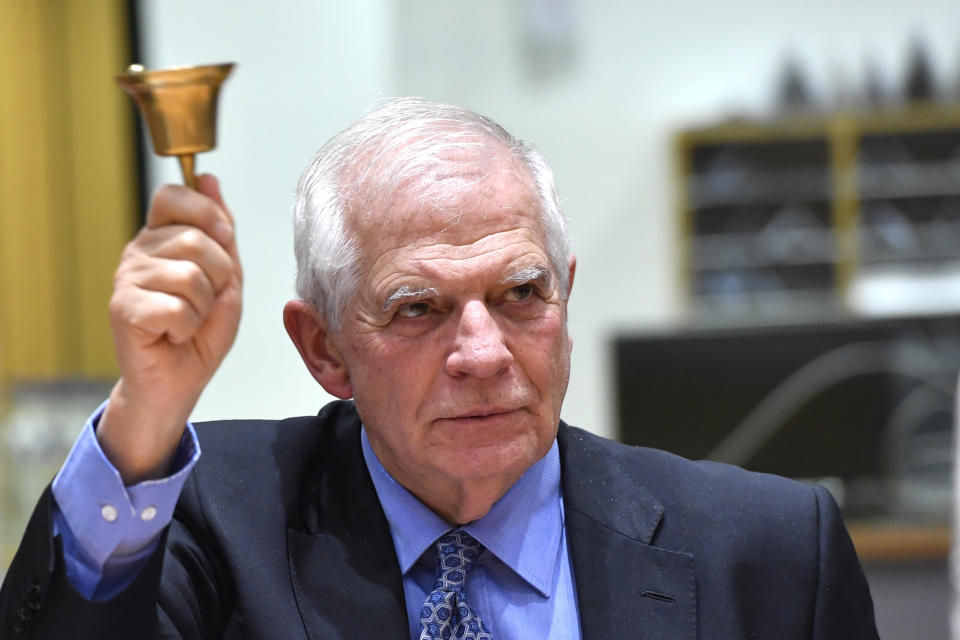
[287,408,408,640]
[558,425,697,640]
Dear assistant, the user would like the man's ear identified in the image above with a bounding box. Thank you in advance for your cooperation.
[283,300,353,399]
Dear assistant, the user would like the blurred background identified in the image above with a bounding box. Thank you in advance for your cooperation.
[2,0,959,636]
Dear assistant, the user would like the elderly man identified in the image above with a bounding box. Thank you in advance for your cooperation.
[2,99,878,639]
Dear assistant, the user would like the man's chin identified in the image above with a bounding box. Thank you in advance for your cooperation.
[431,434,549,480]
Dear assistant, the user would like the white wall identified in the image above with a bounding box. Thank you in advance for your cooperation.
[139,0,960,438]
[138,0,393,421]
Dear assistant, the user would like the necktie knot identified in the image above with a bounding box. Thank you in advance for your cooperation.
[433,530,483,591]
[420,529,494,640]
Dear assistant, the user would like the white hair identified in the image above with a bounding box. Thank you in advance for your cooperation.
[293,97,571,328]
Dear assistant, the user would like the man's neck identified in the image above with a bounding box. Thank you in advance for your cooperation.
[408,476,518,525]
[363,434,525,525]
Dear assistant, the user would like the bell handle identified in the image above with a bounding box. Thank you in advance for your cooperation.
[177,155,197,190]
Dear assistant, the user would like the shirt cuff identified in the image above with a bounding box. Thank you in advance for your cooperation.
[51,400,201,568]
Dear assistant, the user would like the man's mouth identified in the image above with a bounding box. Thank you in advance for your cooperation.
[445,407,519,420]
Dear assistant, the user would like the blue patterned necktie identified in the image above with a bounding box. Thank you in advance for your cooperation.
[419,530,494,640]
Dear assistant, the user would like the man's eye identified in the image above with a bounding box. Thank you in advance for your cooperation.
[397,301,430,318]
[505,284,534,302]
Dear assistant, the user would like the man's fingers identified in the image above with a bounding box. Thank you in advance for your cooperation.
[195,175,242,275]
[110,286,204,346]
[147,183,235,251]
[195,174,234,225]
[135,225,234,293]
[128,257,218,322]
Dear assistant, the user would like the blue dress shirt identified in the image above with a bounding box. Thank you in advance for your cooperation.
[51,404,581,639]
[361,429,581,640]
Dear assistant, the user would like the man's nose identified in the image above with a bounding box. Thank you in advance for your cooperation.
[444,300,513,378]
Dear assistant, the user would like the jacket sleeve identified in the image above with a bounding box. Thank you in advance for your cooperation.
[0,482,230,640]
[810,484,880,640]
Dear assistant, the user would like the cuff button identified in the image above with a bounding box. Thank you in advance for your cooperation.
[100,504,119,522]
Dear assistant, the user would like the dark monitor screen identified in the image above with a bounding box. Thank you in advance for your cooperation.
[614,316,958,482]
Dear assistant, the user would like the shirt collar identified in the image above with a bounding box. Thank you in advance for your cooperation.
[361,427,563,597]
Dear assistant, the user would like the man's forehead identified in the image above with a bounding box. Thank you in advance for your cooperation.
[361,196,543,263]
[368,221,550,283]
[355,187,552,308]
[349,152,536,231]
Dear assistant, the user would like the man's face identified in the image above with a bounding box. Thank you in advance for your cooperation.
[329,160,572,520]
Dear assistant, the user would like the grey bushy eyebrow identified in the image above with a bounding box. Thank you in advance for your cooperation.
[382,285,439,312]
[382,266,550,312]
[502,265,551,286]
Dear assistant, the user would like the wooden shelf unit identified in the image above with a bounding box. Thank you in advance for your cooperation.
[675,104,960,321]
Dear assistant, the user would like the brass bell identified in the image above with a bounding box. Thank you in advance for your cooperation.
[116,62,234,190]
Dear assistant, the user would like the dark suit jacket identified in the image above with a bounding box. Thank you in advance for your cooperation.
[2,400,878,639]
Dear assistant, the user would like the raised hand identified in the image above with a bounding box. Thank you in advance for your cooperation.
[97,174,243,484]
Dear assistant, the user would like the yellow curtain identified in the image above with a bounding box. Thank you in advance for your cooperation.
[0,0,137,384]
